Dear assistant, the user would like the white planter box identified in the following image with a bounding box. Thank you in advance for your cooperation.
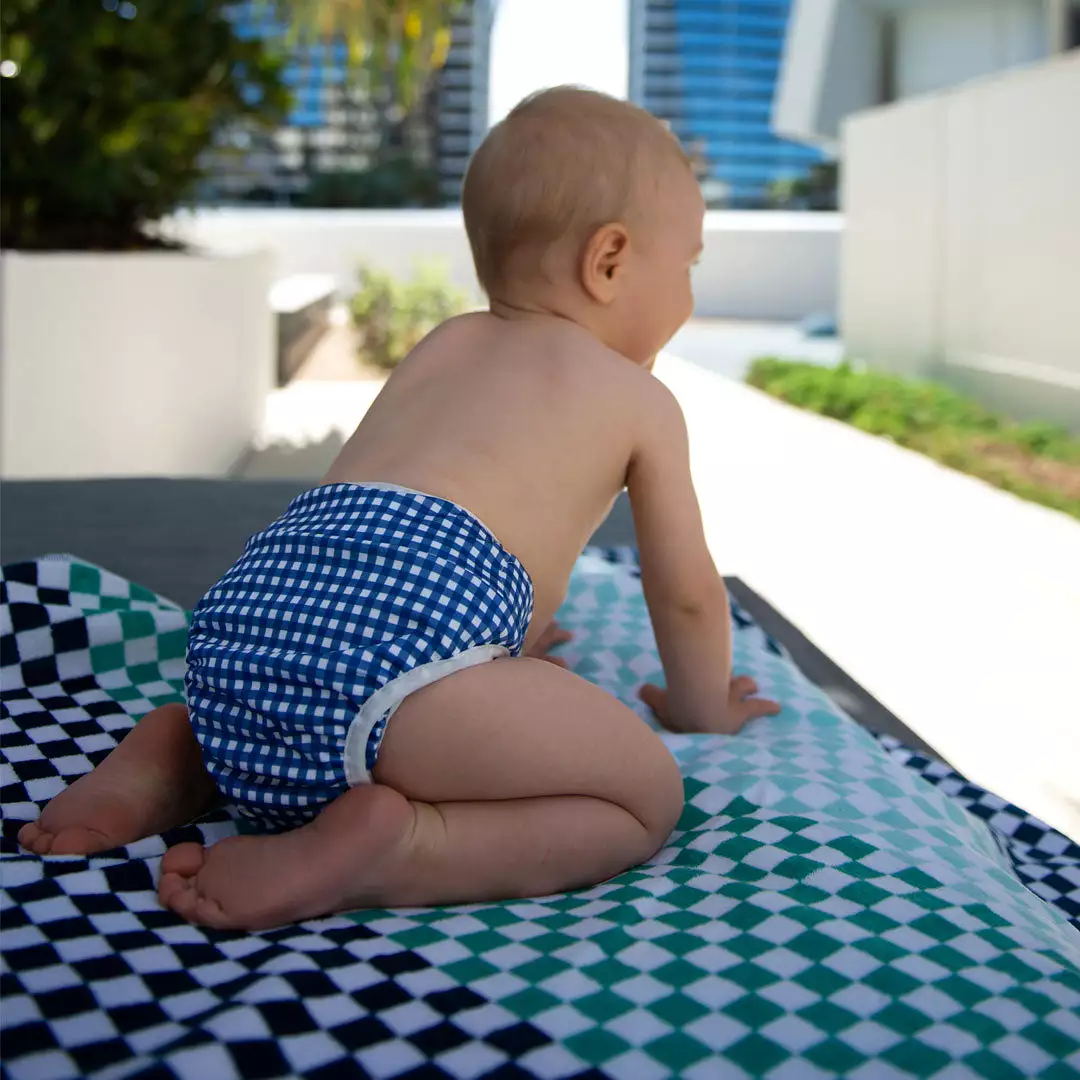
[0,249,275,478]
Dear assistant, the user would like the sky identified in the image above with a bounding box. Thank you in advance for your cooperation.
[488,0,629,126]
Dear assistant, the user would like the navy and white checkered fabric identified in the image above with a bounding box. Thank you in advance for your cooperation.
[875,733,1080,931]
[186,483,534,829]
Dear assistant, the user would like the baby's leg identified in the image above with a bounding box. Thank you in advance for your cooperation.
[19,703,218,855]
[159,659,684,929]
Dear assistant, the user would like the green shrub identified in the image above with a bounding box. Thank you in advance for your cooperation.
[1011,421,1080,464]
[747,360,999,436]
[350,261,470,370]
[746,358,1080,520]
[0,0,289,250]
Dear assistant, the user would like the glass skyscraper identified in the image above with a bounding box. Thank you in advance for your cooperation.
[629,0,825,208]
[203,1,495,205]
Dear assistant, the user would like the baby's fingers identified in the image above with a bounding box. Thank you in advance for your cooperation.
[731,675,760,699]
[638,683,669,720]
[738,696,783,721]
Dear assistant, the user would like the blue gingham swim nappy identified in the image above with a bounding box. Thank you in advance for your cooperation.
[185,482,534,829]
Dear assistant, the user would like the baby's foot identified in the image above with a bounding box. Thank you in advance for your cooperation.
[158,784,414,930]
[18,703,217,856]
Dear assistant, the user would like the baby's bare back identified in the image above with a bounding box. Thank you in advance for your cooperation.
[322,313,649,646]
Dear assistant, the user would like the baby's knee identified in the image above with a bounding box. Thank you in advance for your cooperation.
[630,743,684,853]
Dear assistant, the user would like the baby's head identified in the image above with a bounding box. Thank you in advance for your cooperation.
[462,87,704,365]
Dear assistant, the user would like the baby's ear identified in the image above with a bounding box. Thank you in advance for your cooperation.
[580,222,630,304]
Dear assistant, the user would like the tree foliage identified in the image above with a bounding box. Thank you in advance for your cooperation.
[272,0,463,108]
[1,0,290,250]
[350,261,470,369]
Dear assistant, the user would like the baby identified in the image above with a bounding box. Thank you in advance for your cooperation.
[20,87,779,929]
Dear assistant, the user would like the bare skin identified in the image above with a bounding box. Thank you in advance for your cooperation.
[155,664,777,930]
[21,102,782,928]
[17,703,217,856]
[159,658,686,930]
[17,623,573,857]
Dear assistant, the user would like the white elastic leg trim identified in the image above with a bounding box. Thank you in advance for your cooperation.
[343,644,510,785]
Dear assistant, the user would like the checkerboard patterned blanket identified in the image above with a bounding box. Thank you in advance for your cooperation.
[2,553,1078,1080]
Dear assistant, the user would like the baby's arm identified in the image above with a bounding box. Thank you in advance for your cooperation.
[627,381,779,734]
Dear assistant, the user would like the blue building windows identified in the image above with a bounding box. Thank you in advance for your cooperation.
[631,0,826,208]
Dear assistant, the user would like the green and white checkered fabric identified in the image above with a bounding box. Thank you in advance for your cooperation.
[353,552,1080,1078]
[3,553,1078,1079]
[38,556,189,714]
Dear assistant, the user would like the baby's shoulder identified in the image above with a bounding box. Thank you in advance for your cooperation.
[544,327,657,394]
[411,313,661,411]
[530,332,673,446]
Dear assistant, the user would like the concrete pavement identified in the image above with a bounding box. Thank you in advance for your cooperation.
[656,352,1080,841]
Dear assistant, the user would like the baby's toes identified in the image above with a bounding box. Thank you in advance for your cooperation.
[159,844,211,919]
[161,842,207,878]
[194,893,237,930]
[159,871,200,918]
[18,822,52,855]
[159,868,239,929]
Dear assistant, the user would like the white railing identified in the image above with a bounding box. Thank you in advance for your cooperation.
[167,207,842,322]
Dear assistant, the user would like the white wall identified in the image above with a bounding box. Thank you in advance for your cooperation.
[169,208,842,322]
[693,213,841,320]
[0,251,274,478]
[894,0,1049,99]
[773,0,884,148]
[840,95,943,370]
[775,0,1056,147]
[841,52,1080,429]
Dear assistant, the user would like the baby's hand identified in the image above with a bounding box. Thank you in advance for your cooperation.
[527,620,573,668]
[638,675,781,735]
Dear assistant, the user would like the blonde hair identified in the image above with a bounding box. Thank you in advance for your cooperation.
[462,86,689,296]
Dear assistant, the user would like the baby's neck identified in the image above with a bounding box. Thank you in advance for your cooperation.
[489,296,570,325]
[488,296,613,354]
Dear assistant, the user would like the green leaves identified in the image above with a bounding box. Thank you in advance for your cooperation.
[270,0,462,107]
[747,359,998,436]
[349,260,470,369]
[1,0,290,250]
[0,0,465,246]
[746,358,1080,519]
